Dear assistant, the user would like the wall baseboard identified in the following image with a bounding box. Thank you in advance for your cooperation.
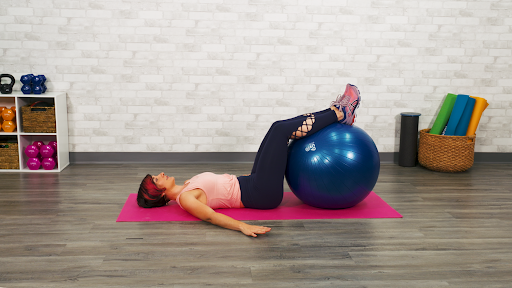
[70,152,512,164]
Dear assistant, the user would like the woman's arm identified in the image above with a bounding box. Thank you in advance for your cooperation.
[179,192,271,237]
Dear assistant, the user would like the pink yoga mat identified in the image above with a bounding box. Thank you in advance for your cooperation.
[117,192,402,222]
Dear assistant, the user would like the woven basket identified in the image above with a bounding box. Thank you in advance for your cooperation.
[0,142,19,169]
[418,129,475,172]
[21,105,56,133]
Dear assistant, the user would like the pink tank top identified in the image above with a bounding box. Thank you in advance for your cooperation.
[176,172,242,209]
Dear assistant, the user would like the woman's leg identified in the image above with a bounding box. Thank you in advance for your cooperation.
[239,108,339,209]
[250,108,334,174]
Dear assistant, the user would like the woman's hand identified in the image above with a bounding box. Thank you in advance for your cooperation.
[240,223,271,237]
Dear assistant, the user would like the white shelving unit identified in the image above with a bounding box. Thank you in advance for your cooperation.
[0,92,69,172]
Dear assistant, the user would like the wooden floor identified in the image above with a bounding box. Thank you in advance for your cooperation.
[0,162,511,287]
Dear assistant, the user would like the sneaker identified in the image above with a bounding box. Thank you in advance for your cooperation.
[331,84,361,125]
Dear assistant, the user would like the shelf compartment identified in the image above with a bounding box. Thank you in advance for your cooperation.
[1,97,18,133]
[19,135,59,171]
[0,97,16,109]
[18,97,56,133]
[0,135,20,170]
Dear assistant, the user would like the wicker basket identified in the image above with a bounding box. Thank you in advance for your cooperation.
[418,129,475,172]
[0,142,20,169]
[21,104,56,133]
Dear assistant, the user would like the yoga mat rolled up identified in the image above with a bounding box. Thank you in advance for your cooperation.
[444,94,469,136]
[454,97,476,136]
[466,96,489,136]
[430,93,457,135]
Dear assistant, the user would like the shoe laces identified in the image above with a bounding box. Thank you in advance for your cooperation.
[331,94,353,108]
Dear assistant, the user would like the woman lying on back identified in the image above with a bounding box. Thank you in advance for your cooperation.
[137,84,361,237]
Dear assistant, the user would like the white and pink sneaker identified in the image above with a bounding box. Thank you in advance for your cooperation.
[331,84,361,125]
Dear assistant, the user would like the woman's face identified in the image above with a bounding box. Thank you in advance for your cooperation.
[152,172,175,190]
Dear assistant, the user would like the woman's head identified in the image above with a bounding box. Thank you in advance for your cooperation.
[137,174,170,208]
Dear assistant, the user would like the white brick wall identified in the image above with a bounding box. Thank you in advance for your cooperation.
[1,0,511,153]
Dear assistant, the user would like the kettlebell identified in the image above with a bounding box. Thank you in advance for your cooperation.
[0,74,15,94]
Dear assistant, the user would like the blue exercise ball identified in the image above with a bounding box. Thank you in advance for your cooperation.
[285,123,380,209]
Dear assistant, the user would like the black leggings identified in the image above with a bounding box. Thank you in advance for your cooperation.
[238,108,338,209]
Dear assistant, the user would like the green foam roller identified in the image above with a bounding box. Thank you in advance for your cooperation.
[430,93,457,135]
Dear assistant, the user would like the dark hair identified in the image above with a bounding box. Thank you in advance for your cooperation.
[137,174,170,208]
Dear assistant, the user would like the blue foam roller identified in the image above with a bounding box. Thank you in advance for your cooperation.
[454,97,476,136]
[444,94,469,136]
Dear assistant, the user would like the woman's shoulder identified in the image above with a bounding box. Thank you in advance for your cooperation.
[177,188,207,208]
[180,188,203,197]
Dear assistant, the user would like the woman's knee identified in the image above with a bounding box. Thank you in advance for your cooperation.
[269,120,288,134]
[270,120,283,129]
